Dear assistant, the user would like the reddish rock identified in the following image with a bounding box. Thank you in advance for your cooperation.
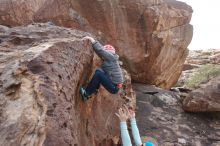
[0,0,47,26]
[183,76,220,112]
[0,24,134,146]
[182,64,199,71]
[0,0,193,89]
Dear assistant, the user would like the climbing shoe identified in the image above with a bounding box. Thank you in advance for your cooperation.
[80,86,88,102]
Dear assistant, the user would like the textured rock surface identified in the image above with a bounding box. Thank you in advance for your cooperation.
[0,0,46,26]
[0,0,193,89]
[183,76,220,112]
[0,24,134,146]
[134,84,220,146]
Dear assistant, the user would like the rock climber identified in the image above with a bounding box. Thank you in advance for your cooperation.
[115,106,154,146]
[80,36,124,102]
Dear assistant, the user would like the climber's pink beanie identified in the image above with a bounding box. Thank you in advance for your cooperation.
[104,44,116,54]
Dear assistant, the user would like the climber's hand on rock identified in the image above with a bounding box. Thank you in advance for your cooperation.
[115,108,128,122]
[82,36,96,43]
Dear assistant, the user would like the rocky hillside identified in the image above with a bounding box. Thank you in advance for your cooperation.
[0,0,193,89]
[176,49,220,112]
[178,49,220,88]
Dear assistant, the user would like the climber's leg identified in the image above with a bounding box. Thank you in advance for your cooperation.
[85,70,119,96]
[80,70,100,102]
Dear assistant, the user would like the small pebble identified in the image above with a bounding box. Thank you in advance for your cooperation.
[178,138,186,144]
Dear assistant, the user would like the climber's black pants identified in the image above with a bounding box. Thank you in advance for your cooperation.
[85,70,119,95]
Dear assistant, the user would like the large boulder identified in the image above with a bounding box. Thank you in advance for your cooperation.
[0,0,193,89]
[183,76,220,112]
[0,23,134,146]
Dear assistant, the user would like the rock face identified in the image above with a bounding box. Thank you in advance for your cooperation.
[183,76,220,112]
[0,0,193,89]
[0,24,134,146]
[134,84,220,146]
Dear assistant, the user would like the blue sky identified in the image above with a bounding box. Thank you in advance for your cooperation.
[178,0,220,50]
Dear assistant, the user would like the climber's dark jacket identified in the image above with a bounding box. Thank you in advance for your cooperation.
[92,41,124,84]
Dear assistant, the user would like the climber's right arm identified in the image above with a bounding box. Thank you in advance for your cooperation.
[92,41,115,60]
[83,36,114,61]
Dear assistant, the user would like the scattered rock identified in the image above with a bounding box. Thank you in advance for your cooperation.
[176,49,220,89]
[186,49,220,65]
[182,64,199,71]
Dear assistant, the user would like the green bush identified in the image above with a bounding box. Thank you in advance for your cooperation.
[185,64,220,88]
